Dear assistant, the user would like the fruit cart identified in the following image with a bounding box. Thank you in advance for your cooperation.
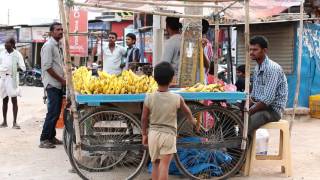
[58,0,253,179]
[64,90,247,180]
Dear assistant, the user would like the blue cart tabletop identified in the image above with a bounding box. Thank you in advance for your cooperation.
[76,90,246,106]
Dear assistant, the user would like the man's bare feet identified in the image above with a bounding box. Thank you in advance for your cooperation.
[12,124,21,129]
[0,123,8,128]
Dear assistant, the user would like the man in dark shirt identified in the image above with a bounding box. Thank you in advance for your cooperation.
[125,33,140,70]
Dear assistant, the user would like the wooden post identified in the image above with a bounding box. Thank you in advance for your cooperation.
[213,2,220,76]
[242,0,250,150]
[291,0,305,132]
[58,0,82,158]
[152,14,164,66]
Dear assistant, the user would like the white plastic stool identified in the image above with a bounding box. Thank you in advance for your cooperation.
[244,120,292,177]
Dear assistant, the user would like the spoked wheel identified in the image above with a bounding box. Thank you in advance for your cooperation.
[174,105,248,179]
[63,127,70,154]
[67,107,148,180]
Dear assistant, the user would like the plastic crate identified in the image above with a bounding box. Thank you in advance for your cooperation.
[309,95,320,119]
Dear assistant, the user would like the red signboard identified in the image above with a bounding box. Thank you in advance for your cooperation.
[69,9,88,56]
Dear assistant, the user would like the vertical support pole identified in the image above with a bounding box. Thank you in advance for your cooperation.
[58,0,82,158]
[242,0,250,150]
[291,0,305,132]
[152,14,164,66]
[199,35,204,82]
[213,2,219,76]
[34,42,38,66]
[227,27,233,84]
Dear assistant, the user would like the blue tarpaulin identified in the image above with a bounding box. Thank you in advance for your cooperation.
[148,137,232,177]
[287,23,320,107]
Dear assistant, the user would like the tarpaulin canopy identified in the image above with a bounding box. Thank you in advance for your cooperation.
[73,0,302,21]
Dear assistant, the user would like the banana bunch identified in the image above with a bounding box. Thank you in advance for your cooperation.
[72,68,158,94]
[182,83,225,92]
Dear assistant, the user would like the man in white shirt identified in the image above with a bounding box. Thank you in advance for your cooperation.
[93,32,126,75]
[0,38,26,129]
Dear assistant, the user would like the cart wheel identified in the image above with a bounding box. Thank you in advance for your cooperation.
[67,107,148,180]
[63,127,70,154]
[174,105,248,179]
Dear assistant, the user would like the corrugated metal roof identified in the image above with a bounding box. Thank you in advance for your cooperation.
[237,22,296,74]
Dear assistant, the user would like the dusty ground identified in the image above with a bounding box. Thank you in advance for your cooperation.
[0,87,319,180]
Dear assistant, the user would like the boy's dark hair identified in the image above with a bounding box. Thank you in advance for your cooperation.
[109,32,118,39]
[126,33,136,42]
[154,62,175,86]
[49,22,62,32]
[250,36,268,49]
[236,65,245,74]
[202,19,209,34]
[166,17,182,31]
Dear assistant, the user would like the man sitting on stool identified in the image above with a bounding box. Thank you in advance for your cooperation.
[248,36,288,134]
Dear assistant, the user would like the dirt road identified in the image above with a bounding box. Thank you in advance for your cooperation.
[0,87,319,180]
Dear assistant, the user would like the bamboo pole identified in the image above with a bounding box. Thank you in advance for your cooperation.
[199,35,204,82]
[73,2,206,19]
[213,2,220,76]
[58,0,82,158]
[161,0,239,2]
[242,0,250,150]
[291,0,305,132]
[102,0,223,8]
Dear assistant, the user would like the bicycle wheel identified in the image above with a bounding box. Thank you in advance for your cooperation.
[67,107,148,180]
[174,105,248,179]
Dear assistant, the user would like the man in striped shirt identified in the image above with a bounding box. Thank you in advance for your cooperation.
[248,36,288,134]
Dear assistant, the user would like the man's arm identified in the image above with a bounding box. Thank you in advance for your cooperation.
[203,53,210,70]
[41,45,66,86]
[17,51,26,71]
[249,101,267,115]
[47,68,66,86]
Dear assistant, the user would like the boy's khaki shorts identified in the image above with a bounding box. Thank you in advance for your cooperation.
[148,130,177,162]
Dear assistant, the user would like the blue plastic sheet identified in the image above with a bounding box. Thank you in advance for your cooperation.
[148,137,232,177]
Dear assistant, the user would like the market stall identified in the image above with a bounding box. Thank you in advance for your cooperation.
[59,0,250,179]
[57,0,305,179]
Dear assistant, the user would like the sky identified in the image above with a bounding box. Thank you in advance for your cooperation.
[0,0,61,25]
[0,0,100,26]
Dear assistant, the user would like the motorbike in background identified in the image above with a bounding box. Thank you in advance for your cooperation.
[25,66,43,87]
[19,70,26,86]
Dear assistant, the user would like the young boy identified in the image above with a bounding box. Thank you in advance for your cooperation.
[141,62,196,180]
[235,64,245,92]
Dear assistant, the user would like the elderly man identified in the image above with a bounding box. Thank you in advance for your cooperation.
[39,22,66,149]
[0,38,26,129]
[248,36,288,134]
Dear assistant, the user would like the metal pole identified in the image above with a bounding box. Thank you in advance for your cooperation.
[58,0,82,158]
[242,0,250,150]
[291,0,305,132]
